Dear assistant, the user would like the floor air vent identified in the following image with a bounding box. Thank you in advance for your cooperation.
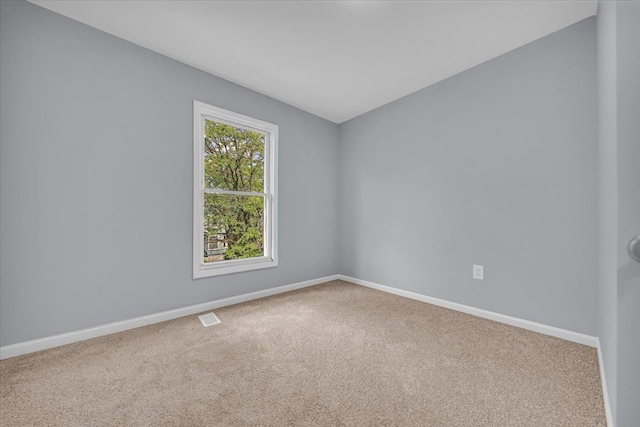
[198,312,221,327]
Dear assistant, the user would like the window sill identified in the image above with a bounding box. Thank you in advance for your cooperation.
[193,257,278,279]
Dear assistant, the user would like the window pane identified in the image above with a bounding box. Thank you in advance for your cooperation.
[204,119,265,192]
[203,193,265,263]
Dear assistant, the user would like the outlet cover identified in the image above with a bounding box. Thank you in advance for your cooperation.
[473,265,484,280]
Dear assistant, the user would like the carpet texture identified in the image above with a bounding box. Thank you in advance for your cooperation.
[0,280,606,426]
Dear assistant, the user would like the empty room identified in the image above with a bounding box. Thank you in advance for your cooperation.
[0,0,638,425]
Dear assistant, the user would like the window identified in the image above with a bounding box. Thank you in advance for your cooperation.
[193,101,278,278]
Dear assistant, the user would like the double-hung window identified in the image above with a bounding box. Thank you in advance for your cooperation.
[193,101,278,278]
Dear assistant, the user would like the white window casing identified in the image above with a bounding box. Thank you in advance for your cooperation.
[193,101,278,278]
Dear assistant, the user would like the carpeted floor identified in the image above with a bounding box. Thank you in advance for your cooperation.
[0,280,606,426]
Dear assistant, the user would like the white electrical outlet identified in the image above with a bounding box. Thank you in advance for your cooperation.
[473,265,484,280]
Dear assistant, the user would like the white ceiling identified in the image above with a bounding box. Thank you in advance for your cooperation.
[30,1,597,123]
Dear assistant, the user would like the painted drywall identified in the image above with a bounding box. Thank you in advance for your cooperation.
[0,0,339,346]
[596,0,618,421]
[615,2,640,425]
[338,18,598,335]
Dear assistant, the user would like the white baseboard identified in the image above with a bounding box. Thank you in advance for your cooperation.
[0,274,340,360]
[597,339,615,427]
[1,272,610,424]
[1,273,611,423]
[0,273,599,359]
[337,274,598,348]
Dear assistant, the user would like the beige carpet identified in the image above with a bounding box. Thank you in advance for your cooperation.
[0,280,605,426]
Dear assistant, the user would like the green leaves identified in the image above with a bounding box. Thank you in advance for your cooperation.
[203,194,264,262]
[204,120,265,192]
[202,119,266,263]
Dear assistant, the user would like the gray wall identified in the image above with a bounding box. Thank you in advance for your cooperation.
[0,0,340,346]
[338,18,598,335]
[615,2,640,425]
[596,0,618,421]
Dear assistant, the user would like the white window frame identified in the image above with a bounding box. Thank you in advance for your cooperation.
[193,101,278,278]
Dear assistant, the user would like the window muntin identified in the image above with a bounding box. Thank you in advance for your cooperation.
[193,101,277,278]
